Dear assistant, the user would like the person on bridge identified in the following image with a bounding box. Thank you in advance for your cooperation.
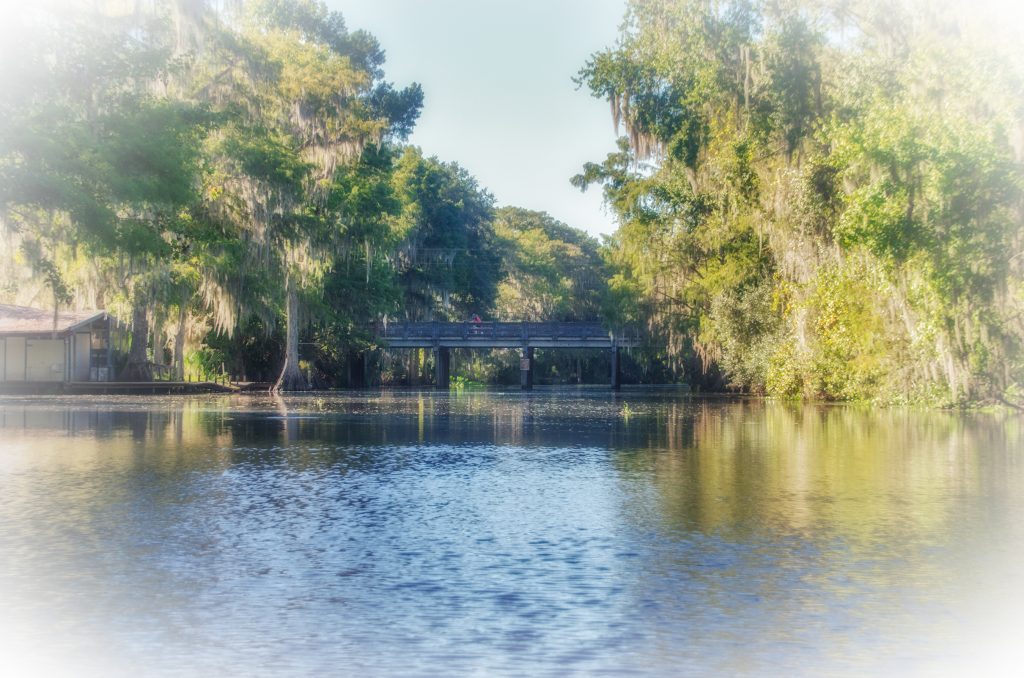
[470,314,482,335]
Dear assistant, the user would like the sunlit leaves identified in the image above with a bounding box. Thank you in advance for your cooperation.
[492,207,606,322]
[390,147,497,320]
[579,0,1024,402]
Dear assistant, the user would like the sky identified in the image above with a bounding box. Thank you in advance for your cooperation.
[330,0,628,237]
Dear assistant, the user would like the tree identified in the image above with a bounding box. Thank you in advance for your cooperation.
[391,147,499,321]
[203,0,420,391]
[576,0,1024,403]
[0,3,210,380]
[492,207,606,322]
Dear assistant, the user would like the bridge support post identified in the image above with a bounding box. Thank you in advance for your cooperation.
[434,346,450,390]
[520,347,533,391]
[610,346,621,391]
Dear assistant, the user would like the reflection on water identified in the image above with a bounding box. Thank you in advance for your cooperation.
[0,392,1021,677]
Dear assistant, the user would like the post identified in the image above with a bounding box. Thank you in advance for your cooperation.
[520,346,533,391]
[434,346,450,390]
[610,345,621,391]
[106,324,113,382]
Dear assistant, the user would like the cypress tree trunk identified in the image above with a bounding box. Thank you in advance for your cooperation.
[152,314,165,370]
[123,296,152,382]
[173,305,187,381]
[274,273,309,392]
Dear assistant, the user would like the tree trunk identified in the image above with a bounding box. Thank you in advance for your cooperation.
[274,273,309,392]
[173,305,187,381]
[123,296,152,382]
[152,313,165,370]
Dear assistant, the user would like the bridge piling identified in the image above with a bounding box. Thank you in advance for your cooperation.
[434,347,450,390]
[611,346,621,391]
[520,347,533,391]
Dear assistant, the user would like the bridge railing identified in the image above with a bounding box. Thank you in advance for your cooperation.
[374,321,640,343]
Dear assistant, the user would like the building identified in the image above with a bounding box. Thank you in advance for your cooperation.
[0,304,112,388]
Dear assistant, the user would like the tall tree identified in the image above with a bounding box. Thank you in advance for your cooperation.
[391,147,499,321]
[0,2,210,380]
[203,0,420,390]
[492,207,606,322]
[576,0,1024,403]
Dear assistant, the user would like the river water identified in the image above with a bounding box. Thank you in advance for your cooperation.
[0,391,1022,677]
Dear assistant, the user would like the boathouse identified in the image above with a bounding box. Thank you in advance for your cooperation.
[0,304,112,387]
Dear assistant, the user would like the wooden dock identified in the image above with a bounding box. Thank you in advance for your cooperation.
[63,380,238,395]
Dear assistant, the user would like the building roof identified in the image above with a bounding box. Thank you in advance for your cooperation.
[0,304,107,336]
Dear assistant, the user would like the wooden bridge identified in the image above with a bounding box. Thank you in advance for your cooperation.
[374,321,639,390]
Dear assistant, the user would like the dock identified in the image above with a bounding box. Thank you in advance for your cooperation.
[62,380,238,395]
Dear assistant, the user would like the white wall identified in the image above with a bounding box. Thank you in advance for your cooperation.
[5,336,25,381]
[25,339,65,382]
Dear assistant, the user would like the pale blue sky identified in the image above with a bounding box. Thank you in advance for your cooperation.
[331,0,628,237]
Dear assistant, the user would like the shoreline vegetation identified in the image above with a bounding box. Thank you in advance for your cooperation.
[0,381,1022,414]
[1,0,1022,408]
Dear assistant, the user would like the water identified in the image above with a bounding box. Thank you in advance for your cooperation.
[1,392,1022,677]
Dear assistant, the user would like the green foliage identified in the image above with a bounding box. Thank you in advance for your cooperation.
[5,0,1022,404]
[391,147,499,320]
[492,207,606,322]
[577,0,1024,404]
[185,346,230,381]
[0,0,424,388]
[449,375,486,392]
[707,281,782,392]
[805,267,892,400]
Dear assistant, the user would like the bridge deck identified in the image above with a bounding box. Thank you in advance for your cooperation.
[376,321,638,349]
